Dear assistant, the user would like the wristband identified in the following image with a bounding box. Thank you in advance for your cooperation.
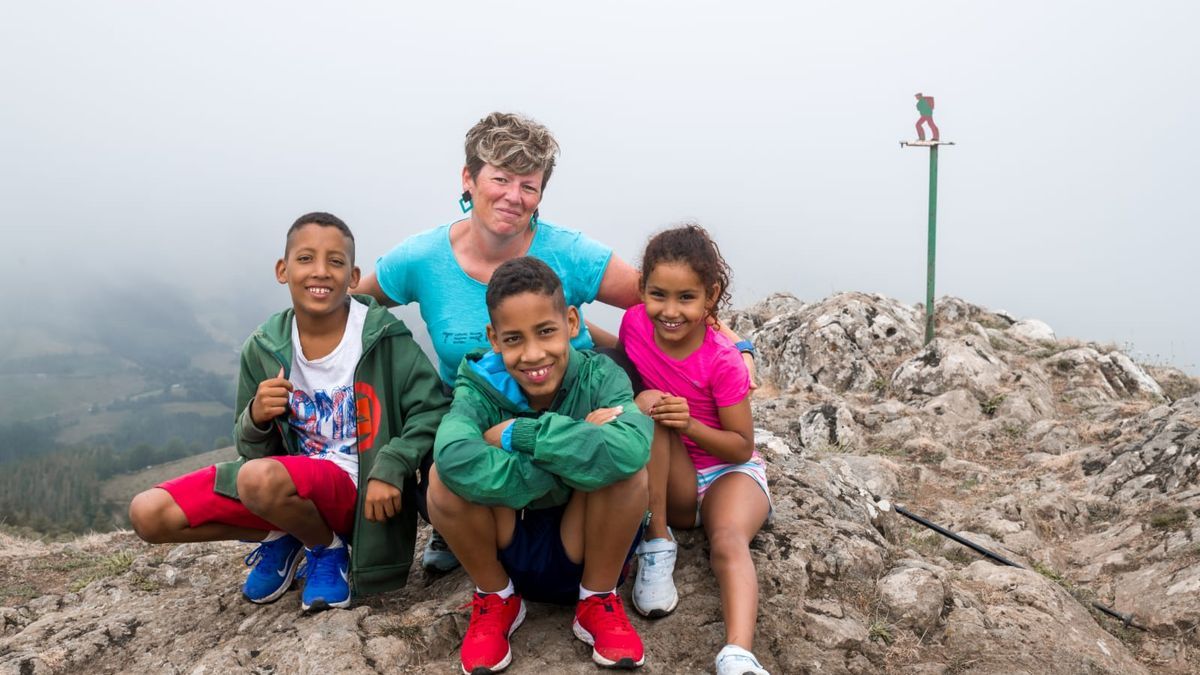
[500,421,516,452]
[734,339,756,358]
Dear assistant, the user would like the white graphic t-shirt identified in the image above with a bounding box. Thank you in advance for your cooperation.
[286,299,367,485]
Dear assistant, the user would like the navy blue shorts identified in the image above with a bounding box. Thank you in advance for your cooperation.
[414,381,455,526]
[499,502,644,605]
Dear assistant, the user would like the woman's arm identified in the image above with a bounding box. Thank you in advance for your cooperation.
[713,322,758,389]
[354,272,398,308]
[585,320,618,349]
[595,254,641,309]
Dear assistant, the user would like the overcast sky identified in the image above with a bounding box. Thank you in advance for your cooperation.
[3,1,1197,373]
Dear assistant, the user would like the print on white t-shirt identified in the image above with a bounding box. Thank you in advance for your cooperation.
[286,299,367,485]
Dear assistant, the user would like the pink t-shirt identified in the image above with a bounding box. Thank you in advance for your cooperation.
[619,304,751,470]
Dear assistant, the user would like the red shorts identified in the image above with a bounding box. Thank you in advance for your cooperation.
[158,455,358,535]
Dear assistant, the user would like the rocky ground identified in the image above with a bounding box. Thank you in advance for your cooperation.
[2,292,1198,674]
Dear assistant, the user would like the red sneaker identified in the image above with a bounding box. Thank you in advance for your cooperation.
[460,592,526,675]
[572,593,645,669]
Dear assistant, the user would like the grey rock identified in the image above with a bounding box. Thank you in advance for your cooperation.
[747,292,922,393]
[1049,347,1165,408]
[949,562,1148,674]
[1084,396,1200,500]
[25,596,60,616]
[891,336,1006,402]
[827,455,901,500]
[1008,319,1056,343]
[921,389,982,426]
[877,566,946,632]
[796,401,858,450]
[727,292,806,335]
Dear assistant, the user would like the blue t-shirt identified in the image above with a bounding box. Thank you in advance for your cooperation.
[376,220,612,385]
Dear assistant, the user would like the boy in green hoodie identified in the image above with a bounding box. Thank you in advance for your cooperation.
[128,212,448,611]
[428,256,652,674]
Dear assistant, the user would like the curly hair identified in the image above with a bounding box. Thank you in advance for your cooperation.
[464,112,561,189]
[486,257,567,319]
[640,223,732,323]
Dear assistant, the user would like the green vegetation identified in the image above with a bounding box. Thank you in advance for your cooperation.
[999,422,1026,440]
[1149,508,1190,531]
[68,550,137,592]
[0,438,222,535]
[916,447,947,465]
[979,394,1006,417]
[907,531,943,557]
[943,547,975,564]
[1033,561,1065,584]
[0,581,38,604]
[0,284,250,536]
[977,315,1010,331]
[868,620,894,645]
[1030,341,1072,359]
[1086,503,1121,524]
[870,377,888,395]
[0,358,234,536]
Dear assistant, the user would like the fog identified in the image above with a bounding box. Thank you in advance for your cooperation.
[2,1,1197,373]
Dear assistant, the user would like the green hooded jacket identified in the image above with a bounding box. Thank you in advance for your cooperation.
[214,295,448,596]
[434,347,652,510]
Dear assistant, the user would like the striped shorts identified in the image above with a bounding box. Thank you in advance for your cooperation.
[694,452,774,527]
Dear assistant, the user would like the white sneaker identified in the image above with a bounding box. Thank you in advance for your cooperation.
[715,644,769,675]
[632,535,678,618]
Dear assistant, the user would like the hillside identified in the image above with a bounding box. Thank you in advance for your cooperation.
[97,446,240,527]
[1,292,1198,674]
[0,287,244,535]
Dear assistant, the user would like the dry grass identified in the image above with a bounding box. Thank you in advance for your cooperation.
[68,550,136,592]
[1148,508,1190,531]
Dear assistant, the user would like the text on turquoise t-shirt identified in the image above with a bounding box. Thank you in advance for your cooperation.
[375,220,612,385]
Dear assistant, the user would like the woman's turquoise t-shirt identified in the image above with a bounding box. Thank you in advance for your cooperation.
[375,220,612,385]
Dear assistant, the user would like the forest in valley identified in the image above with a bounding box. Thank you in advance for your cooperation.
[0,377,234,535]
[0,285,248,536]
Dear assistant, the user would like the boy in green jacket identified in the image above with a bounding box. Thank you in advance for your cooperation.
[129,212,448,611]
[428,257,652,674]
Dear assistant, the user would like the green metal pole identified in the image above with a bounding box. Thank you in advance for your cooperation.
[924,145,938,345]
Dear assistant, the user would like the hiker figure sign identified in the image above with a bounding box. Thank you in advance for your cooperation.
[914,92,940,141]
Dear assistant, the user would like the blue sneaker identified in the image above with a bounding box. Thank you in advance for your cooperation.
[242,534,304,604]
[299,542,351,612]
[421,529,461,573]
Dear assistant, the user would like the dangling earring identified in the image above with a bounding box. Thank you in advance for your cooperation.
[459,191,473,213]
[530,208,539,228]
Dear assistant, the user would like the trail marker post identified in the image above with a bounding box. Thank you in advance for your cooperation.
[901,93,954,345]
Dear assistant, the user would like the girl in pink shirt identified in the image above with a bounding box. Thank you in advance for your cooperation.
[619,224,772,675]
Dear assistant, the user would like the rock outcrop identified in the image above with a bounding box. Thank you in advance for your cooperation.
[2,292,1197,674]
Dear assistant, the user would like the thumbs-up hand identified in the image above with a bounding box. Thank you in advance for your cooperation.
[250,366,293,427]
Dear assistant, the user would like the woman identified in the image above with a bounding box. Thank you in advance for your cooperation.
[357,112,640,387]
[357,112,755,575]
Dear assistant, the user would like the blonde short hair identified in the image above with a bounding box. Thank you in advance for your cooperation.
[464,112,560,189]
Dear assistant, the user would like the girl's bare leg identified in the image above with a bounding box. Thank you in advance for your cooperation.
[700,473,769,649]
[635,389,671,540]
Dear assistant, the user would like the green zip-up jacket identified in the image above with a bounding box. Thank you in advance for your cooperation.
[213,295,448,596]
[434,347,652,511]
